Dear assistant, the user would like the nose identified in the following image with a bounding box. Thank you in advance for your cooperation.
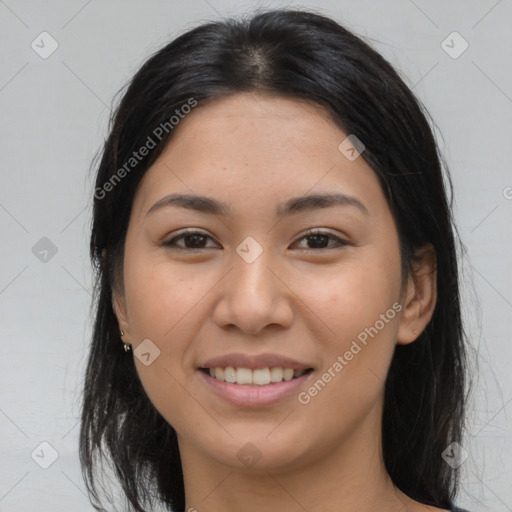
[212,245,294,335]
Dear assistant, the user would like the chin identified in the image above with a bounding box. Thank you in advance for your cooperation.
[192,428,316,474]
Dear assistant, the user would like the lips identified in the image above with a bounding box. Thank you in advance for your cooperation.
[197,353,314,407]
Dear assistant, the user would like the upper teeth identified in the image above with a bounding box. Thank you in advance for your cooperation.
[207,367,308,386]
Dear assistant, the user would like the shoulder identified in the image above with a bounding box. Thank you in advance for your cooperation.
[400,493,469,512]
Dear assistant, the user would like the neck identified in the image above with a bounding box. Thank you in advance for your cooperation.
[179,400,414,512]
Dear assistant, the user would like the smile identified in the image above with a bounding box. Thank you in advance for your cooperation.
[197,352,315,407]
[201,366,313,386]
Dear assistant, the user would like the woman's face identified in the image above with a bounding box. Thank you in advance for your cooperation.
[114,92,419,473]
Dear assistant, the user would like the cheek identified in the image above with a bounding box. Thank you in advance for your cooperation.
[124,255,203,339]
[122,257,207,432]
[296,252,402,342]
[122,254,221,401]
[294,261,401,437]
[293,249,402,412]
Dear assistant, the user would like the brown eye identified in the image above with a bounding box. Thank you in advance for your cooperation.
[163,231,219,250]
[292,230,348,251]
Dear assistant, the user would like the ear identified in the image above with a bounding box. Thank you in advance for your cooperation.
[397,244,437,345]
[112,287,131,342]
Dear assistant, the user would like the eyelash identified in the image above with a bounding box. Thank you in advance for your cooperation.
[162,228,348,252]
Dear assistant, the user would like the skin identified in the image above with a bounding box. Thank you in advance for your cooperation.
[113,92,442,512]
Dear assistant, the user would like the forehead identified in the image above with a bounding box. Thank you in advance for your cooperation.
[171,92,343,152]
[133,92,384,218]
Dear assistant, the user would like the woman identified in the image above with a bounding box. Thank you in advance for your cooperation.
[80,8,470,512]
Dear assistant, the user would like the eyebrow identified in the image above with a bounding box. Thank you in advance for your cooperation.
[145,192,369,218]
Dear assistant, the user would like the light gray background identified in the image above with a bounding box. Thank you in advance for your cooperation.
[0,1,511,511]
